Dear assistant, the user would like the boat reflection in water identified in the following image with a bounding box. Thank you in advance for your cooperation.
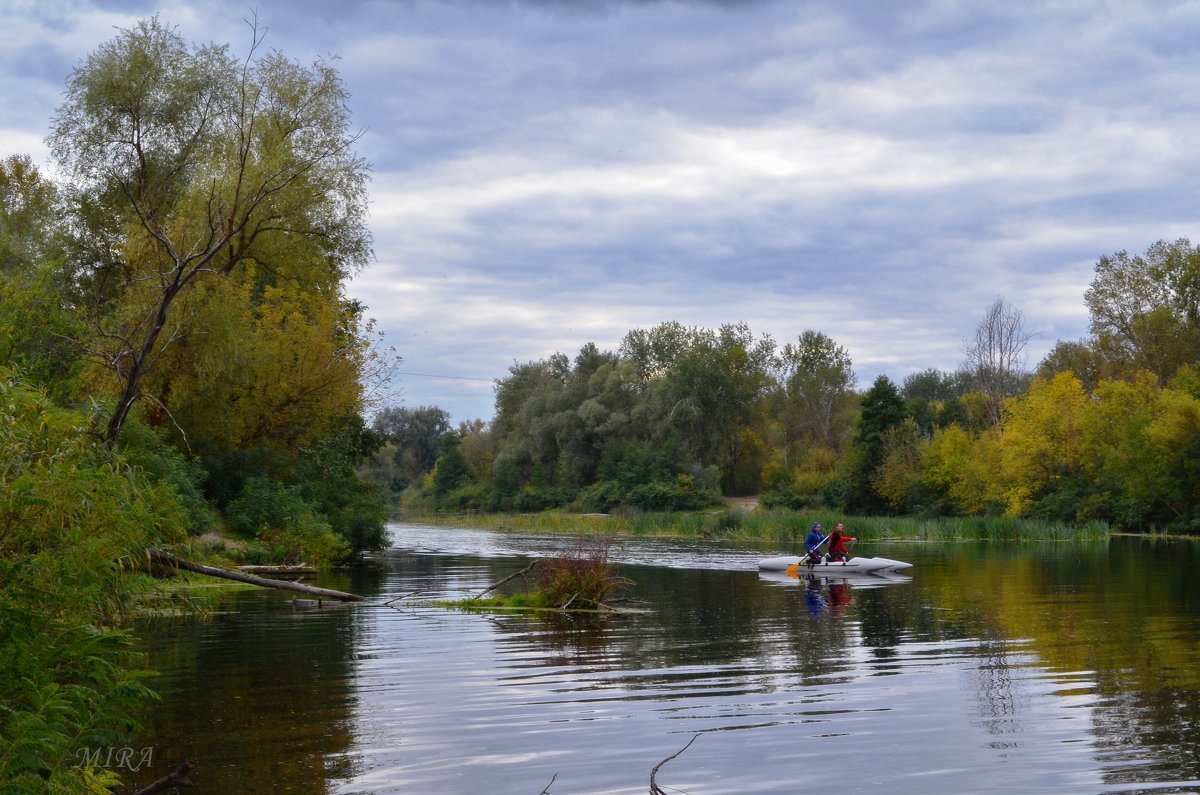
[759,566,912,615]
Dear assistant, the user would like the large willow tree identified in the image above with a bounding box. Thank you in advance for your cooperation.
[49,16,372,444]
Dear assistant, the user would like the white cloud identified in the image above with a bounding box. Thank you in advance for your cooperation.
[9,0,1200,421]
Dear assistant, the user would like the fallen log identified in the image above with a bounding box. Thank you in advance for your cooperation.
[149,550,363,602]
[237,564,318,575]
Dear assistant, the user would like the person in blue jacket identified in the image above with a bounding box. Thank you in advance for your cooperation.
[803,521,825,564]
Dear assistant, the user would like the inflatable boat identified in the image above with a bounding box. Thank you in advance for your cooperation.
[757,555,913,574]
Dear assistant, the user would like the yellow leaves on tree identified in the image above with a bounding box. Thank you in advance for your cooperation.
[241,284,366,450]
[920,423,1000,516]
[993,372,1090,516]
[1080,373,1200,522]
[128,274,367,455]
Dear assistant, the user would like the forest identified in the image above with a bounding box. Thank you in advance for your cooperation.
[0,18,391,792]
[371,257,1200,534]
[2,14,1200,794]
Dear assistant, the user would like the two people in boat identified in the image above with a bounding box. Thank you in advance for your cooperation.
[803,521,856,564]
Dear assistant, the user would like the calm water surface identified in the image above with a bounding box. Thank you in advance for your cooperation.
[129,524,1200,794]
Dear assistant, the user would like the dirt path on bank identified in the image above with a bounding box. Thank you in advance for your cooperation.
[722,496,760,512]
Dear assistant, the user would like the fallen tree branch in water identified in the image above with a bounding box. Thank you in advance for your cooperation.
[476,559,541,598]
[650,733,700,795]
[130,760,193,794]
[383,589,431,607]
[148,550,363,602]
[237,563,317,576]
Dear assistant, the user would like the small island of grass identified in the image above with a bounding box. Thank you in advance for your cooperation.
[433,537,632,613]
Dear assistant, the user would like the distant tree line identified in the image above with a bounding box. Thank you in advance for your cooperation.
[368,242,1200,534]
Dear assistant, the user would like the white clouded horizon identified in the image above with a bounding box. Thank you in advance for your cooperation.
[4,0,1200,422]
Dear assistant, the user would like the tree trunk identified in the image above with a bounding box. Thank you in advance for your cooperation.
[237,564,319,575]
[149,550,362,602]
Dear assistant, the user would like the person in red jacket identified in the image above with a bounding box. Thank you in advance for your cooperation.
[826,523,856,563]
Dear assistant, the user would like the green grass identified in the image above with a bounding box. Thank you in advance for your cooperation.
[400,508,1111,542]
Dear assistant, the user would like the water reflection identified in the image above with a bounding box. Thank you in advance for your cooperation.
[126,526,1200,794]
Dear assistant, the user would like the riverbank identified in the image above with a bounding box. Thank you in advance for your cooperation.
[395,507,1112,542]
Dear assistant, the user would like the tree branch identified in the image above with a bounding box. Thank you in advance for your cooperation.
[476,559,541,598]
[649,734,700,795]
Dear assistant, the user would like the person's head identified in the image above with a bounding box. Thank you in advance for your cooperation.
[835,523,844,532]
[811,521,821,533]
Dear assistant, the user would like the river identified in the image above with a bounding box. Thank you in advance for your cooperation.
[127,524,1200,794]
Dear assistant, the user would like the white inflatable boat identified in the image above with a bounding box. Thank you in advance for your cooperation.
[757,555,913,574]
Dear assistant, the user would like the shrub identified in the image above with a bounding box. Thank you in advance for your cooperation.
[0,371,184,792]
[578,480,624,513]
[224,477,351,565]
[627,482,676,511]
[115,419,216,535]
[535,536,630,609]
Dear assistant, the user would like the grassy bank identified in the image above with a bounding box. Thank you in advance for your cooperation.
[397,508,1111,543]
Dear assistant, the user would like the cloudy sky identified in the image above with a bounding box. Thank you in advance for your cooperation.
[4,1,1199,423]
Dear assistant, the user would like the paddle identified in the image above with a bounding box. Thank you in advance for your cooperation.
[787,533,830,577]
[808,533,831,562]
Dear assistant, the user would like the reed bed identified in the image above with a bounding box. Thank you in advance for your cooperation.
[398,509,1110,542]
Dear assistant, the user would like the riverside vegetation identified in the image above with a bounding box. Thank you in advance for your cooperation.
[408,508,1113,543]
[437,536,632,612]
[0,17,390,792]
[3,12,1200,795]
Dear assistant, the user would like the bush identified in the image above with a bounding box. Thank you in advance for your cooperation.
[513,484,577,512]
[535,536,630,609]
[0,371,184,792]
[225,477,305,537]
[258,516,351,568]
[626,482,676,511]
[116,419,216,535]
[224,477,351,566]
[578,480,624,513]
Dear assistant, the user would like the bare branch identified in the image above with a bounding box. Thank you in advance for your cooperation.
[963,297,1037,424]
[476,559,541,598]
[650,734,701,795]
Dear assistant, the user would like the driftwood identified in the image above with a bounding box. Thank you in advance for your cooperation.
[238,564,318,575]
[649,734,700,795]
[130,760,193,794]
[476,559,541,598]
[149,550,363,602]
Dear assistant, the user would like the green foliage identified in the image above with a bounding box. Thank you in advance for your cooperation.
[202,416,389,554]
[49,15,372,444]
[1086,239,1200,384]
[777,329,857,453]
[0,371,186,793]
[431,433,471,497]
[0,156,84,398]
[115,419,215,536]
[292,417,389,552]
[364,406,452,495]
[842,374,909,514]
[224,477,351,566]
[0,16,396,792]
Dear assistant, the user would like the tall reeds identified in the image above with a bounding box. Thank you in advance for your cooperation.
[402,508,1110,542]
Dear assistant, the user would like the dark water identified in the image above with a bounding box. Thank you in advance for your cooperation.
[127,525,1200,794]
